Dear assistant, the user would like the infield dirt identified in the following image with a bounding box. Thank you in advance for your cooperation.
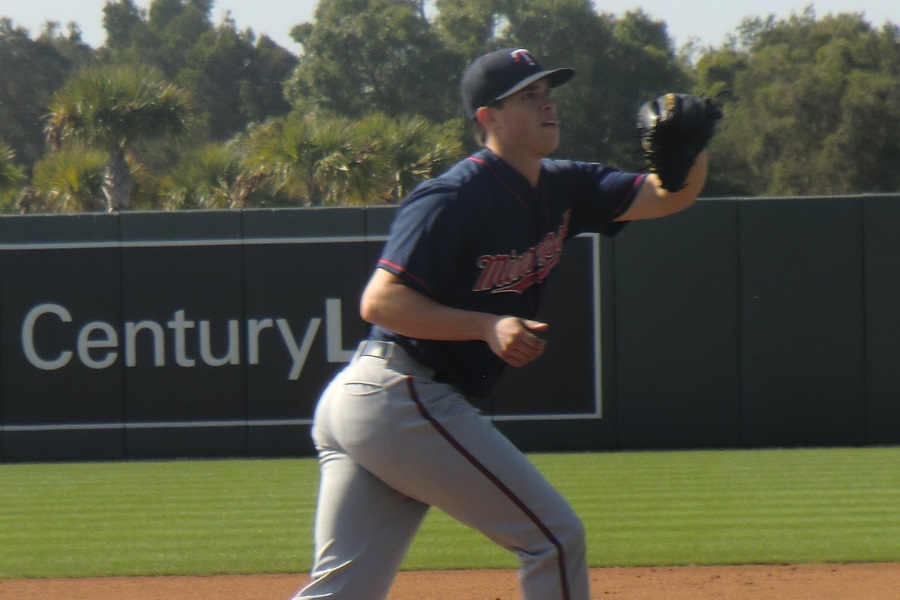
[2,563,899,599]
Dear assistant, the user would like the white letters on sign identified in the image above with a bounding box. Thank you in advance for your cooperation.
[19,298,354,381]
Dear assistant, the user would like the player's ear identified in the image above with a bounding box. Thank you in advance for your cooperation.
[474,105,496,131]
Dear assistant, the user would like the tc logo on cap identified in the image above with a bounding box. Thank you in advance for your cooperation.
[511,49,537,66]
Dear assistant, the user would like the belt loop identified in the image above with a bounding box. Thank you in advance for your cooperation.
[356,340,436,380]
[358,340,393,361]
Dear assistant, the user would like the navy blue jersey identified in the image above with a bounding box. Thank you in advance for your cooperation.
[370,148,645,398]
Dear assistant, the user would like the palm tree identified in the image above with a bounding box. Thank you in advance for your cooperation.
[0,141,26,210]
[357,114,464,202]
[160,143,243,210]
[240,111,386,206]
[238,111,465,206]
[44,65,193,211]
[29,146,107,212]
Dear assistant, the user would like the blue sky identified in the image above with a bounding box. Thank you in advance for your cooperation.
[2,0,897,51]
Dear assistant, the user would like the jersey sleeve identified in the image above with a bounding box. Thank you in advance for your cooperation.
[546,160,646,237]
[376,181,467,295]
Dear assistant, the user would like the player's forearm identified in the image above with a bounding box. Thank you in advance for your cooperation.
[620,151,707,221]
[360,268,497,342]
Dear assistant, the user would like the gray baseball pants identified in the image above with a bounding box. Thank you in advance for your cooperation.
[291,340,588,600]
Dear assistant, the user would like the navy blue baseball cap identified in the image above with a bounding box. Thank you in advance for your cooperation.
[461,48,575,120]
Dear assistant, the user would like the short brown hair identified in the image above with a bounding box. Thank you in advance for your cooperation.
[472,120,487,146]
[470,99,505,146]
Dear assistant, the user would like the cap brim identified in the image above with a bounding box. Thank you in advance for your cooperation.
[494,68,575,102]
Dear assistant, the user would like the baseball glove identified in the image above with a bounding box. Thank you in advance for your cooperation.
[636,93,723,192]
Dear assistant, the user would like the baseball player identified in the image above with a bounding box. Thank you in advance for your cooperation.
[292,48,712,600]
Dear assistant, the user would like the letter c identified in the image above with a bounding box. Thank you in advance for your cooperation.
[22,303,74,370]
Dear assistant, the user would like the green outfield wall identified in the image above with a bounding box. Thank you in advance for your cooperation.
[1,196,898,462]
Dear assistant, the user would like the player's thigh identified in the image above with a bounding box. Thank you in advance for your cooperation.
[313,448,429,559]
[364,381,579,546]
[431,410,578,543]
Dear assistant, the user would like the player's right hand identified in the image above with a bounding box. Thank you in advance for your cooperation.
[487,316,548,367]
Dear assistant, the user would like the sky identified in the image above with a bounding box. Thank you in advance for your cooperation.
[1,0,897,51]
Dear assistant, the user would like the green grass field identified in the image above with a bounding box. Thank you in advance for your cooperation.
[1,446,898,579]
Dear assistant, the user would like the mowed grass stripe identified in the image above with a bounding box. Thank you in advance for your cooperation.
[1,447,898,577]
[0,459,317,577]
[531,448,900,567]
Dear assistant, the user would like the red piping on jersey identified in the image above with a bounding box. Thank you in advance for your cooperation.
[405,376,572,600]
[615,173,648,219]
[378,258,433,293]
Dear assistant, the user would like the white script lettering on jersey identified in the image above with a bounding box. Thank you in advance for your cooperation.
[473,211,570,294]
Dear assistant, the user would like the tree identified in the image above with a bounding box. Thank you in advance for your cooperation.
[104,1,297,143]
[0,141,26,210]
[697,10,900,195]
[177,22,254,139]
[239,35,297,124]
[236,109,464,206]
[159,143,246,209]
[28,146,108,212]
[148,0,214,76]
[177,20,297,140]
[817,69,900,193]
[102,0,153,59]
[239,111,376,206]
[103,0,212,78]
[355,113,464,202]
[287,0,462,122]
[44,65,194,211]
[0,19,92,174]
[432,0,501,58]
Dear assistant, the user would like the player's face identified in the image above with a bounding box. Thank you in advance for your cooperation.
[491,80,561,157]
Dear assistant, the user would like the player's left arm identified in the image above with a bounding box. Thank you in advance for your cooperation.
[615,150,708,222]
[360,268,548,367]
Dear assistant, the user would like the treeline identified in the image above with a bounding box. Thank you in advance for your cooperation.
[0,0,898,212]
